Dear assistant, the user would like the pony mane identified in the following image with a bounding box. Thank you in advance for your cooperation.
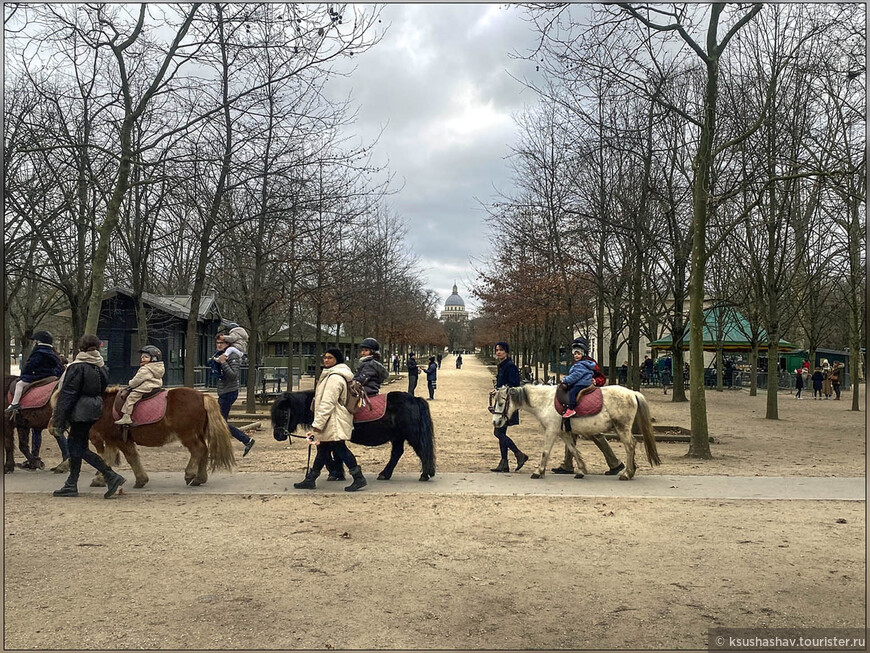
[270,389,315,430]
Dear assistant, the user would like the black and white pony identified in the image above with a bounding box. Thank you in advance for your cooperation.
[270,390,436,481]
[490,384,661,480]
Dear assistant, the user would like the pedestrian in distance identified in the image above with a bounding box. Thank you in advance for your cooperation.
[794,367,804,399]
[455,353,463,369]
[406,352,419,396]
[830,361,844,400]
[821,359,833,399]
[50,334,126,498]
[423,356,437,400]
[811,366,824,399]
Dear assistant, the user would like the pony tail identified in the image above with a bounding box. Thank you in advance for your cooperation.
[415,397,436,478]
[203,394,236,472]
[635,394,661,467]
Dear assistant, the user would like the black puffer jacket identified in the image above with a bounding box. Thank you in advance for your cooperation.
[53,362,108,427]
[353,355,389,396]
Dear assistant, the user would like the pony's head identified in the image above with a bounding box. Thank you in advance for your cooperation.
[489,386,519,428]
[270,391,314,441]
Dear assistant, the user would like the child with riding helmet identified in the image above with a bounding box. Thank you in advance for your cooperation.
[115,345,165,425]
[352,337,389,396]
[560,336,604,418]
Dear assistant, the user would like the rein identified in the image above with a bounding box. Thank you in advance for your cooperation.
[279,409,315,473]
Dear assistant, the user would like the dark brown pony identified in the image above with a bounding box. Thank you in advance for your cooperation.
[88,387,236,488]
[3,376,60,473]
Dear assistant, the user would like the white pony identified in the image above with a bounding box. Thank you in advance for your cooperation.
[491,384,661,480]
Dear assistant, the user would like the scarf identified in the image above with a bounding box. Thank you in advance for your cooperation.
[57,350,105,390]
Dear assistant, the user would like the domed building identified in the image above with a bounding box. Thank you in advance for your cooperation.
[441,283,468,322]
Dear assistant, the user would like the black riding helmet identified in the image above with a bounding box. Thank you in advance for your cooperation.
[139,345,162,362]
[31,330,53,345]
[359,337,380,352]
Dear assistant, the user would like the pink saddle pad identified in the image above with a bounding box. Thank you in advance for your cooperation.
[554,387,603,417]
[112,391,168,426]
[7,381,58,410]
[353,393,388,424]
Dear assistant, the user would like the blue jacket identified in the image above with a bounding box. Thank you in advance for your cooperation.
[20,345,64,382]
[424,361,437,384]
[563,358,596,388]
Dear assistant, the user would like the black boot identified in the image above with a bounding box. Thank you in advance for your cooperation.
[294,467,321,490]
[514,451,529,472]
[103,469,126,499]
[53,459,80,497]
[53,479,78,497]
[345,465,367,492]
[490,458,510,472]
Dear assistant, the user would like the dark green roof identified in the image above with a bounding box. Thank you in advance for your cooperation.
[650,307,796,352]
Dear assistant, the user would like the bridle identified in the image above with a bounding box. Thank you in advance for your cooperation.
[275,406,317,473]
[488,387,512,421]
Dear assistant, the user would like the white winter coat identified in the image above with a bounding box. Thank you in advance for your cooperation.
[311,363,354,442]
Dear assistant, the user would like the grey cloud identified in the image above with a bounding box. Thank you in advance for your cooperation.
[326,4,546,310]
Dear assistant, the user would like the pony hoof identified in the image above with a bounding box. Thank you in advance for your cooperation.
[377,473,390,480]
[51,460,70,474]
[134,481,147,488]
[91,477,106,487]
[185,477,194,486]
[530,472,541,479]
[190,479,204,486]
[574,473,584,479]
[618,473,630,481]
[4,466,13,474]
[418,474,430,481]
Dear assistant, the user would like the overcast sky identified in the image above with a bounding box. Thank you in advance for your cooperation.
[326,3,547,314]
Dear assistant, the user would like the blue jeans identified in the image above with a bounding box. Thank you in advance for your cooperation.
[217,391,252,445]
[566,383,589,408]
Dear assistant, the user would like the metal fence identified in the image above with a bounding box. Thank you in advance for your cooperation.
[195,365,304,391]
[636,370,853,391]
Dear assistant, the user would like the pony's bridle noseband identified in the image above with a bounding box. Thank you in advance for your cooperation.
[488,388,512,420]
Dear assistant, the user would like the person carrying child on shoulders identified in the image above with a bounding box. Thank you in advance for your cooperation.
[559,337,603,418]
[115,345,164,425]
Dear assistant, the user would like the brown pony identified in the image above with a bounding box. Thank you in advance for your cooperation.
[88,387,236,488]
[3,376,61,473]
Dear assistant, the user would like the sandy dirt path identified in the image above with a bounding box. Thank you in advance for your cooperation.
[3,354,866,650]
